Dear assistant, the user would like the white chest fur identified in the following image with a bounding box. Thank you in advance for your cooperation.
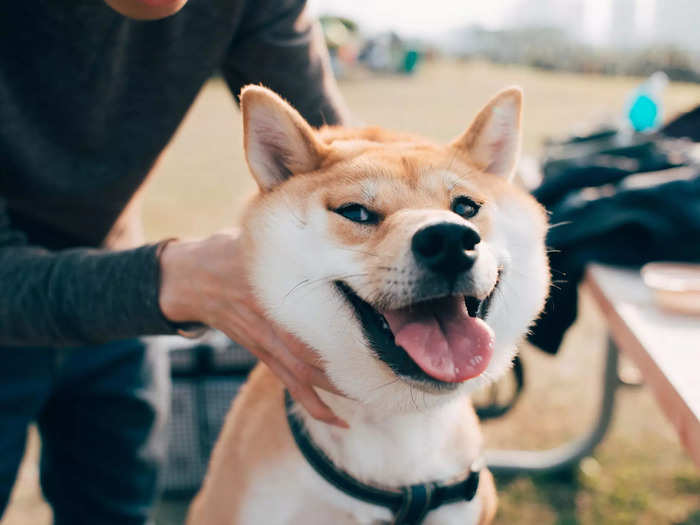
[240,395,484,524]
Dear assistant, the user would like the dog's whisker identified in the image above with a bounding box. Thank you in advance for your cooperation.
[409,385,419,411]
[366,378,401,394]
[280,196,308,227]
[282,272,374,299]
[335,246,382,258]
[442,145,460,174]
[283,279,311,300]
[284,277,391,308]
[548,221,572,230]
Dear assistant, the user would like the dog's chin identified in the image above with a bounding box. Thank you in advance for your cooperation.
[334,277,500,395]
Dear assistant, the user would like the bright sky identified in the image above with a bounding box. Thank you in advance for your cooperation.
[309,0,657,46]
[309,0,517,34]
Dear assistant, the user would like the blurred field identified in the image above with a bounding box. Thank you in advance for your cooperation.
[3,61,699,525]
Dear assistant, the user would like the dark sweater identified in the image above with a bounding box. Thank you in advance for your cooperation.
[0,0,345,347]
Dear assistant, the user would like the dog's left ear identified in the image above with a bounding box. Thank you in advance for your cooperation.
[450,87,523,180]
[241,85,328,191]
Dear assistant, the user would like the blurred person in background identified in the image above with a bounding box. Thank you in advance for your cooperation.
[0,1,349,523]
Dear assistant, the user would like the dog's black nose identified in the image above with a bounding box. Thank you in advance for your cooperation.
[412,222,480,276]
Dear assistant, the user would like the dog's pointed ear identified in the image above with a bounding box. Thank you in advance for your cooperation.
[241,85,327,191]
[450,87,523,180]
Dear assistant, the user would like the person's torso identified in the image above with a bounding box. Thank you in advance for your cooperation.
[0,0,244,249]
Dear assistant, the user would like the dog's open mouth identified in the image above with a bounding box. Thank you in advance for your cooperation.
[335,280,499,386]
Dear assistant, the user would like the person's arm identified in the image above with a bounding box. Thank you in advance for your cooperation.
[221,0,350,127]
[0,198,346,425]
[0,197,177,347]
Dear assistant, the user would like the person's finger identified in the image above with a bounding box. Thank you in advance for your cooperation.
[213,226,241,237]
[267,328,343,395]
[276,328,324,367]
[230,306,343,395]
[250,327,343,395]
[286,353,341,395]
[247,341,349,428]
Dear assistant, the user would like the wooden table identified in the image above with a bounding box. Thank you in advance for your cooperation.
[585,264,700,467]
[487,263,700,475]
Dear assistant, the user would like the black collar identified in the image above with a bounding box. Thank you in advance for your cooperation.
[284,390,482,525]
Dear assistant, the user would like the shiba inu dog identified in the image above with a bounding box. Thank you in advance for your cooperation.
[187,85,550,525]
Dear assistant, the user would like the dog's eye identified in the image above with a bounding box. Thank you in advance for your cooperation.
[334,203,379,224]
[451,196,480,219]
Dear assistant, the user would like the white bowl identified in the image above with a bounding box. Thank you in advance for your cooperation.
[641,262,700,316]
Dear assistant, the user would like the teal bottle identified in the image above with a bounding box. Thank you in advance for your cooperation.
[626,72,669,132]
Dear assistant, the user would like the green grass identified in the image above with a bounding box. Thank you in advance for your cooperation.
[3,61,699,525]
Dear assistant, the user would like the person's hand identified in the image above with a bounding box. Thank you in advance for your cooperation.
[158,230,348,428]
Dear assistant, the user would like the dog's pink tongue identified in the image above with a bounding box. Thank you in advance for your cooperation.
[383,297,494,383]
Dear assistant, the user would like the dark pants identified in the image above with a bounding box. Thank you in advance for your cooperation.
[0,338,170,525]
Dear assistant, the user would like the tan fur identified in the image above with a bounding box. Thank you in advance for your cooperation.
[477,469,498,525]
[187,86,550,525]
[187,365,287,525]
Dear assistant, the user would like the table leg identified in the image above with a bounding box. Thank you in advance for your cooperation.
[486,338,619,475]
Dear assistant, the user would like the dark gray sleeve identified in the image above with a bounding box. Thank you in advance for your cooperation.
[221,0,349,127]
[0,198,177,347]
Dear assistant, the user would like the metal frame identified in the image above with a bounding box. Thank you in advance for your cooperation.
[486,338,620,475]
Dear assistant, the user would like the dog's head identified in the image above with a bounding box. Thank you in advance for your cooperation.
[239,86,549,411]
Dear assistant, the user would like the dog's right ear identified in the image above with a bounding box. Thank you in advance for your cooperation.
[450,87,523,180]
[240,86,327,192]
